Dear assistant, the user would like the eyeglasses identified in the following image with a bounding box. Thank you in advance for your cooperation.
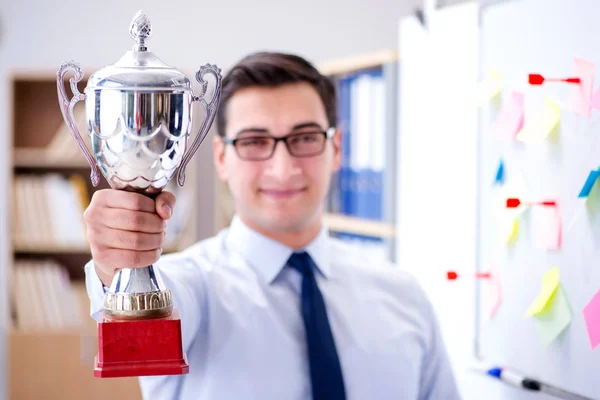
[221,127,336,161]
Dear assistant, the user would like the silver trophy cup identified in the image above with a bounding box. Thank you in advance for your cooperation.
[57,11,222,320]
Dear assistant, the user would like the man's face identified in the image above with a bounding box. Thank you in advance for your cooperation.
[214,82,341,234]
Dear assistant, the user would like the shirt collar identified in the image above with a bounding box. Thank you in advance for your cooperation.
[225,215,331,284]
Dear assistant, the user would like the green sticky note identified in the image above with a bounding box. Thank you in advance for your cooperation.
[532,285,572,347]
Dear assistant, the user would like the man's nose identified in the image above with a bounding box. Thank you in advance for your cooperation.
[267,141,298,180]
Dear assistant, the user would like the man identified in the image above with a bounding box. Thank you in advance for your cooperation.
[84,52,461,400]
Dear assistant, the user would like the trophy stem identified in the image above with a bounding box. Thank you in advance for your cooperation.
[104,265,173,320]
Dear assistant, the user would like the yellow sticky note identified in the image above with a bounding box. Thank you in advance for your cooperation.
[477,70,503,106]
[526,267,560,316]
[506,218,519,244]
[516,99,560,143]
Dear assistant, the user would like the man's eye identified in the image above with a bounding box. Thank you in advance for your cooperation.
[291,133,318,144]
[238,137,271,147]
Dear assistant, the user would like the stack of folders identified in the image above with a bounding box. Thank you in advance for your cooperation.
[12,175,192,253]
[328,67,388,260]
[11,260,83,331]
[12,174,89,250]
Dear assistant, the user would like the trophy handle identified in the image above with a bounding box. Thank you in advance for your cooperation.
[56,60,100,187]
[177,64,223,186]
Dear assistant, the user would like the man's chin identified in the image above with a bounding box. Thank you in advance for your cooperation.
[258,212,317,233]
[264,219,307,233]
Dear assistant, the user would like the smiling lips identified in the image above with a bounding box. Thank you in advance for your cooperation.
[260,188,306,199]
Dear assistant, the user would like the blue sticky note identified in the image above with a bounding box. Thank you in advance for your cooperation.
[578,169,600,198]
[494,159,504,184]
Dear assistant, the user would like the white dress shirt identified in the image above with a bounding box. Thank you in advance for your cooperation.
[85,216,461,400]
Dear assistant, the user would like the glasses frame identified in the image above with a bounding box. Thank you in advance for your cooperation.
[221,126,336,161]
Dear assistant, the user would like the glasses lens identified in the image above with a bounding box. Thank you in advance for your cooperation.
[288,132,326,156]
[235,137,275,160]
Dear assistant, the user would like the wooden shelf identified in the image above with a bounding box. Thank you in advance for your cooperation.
[13,242,91,254]
[9,66,99,81]
[9,329,142,400]
[13,243,179,254]
[9,327,91,335]
[324,213,395,238]
[318,49,399,76]
[14,148,89,169]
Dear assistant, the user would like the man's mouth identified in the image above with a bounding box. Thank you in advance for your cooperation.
[259,188,306,199]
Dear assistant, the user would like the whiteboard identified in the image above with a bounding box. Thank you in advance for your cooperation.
[476,0,600,399]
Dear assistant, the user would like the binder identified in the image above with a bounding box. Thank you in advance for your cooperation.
[333,67,387,256]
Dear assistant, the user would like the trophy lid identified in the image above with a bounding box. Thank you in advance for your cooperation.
[86,11,191,91]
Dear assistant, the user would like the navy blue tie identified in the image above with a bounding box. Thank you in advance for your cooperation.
[287,251,346,400]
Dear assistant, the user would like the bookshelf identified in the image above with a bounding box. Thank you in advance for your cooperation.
[5,71,202,399]
[322,50,399,262]
[214,50,399,262]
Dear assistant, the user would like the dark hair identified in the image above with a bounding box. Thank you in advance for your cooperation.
[215,52,337,136]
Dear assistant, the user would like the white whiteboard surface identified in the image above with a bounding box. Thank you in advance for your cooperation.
[476,0,600,399]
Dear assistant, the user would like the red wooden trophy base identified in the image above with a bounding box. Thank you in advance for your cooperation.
[94,309,189,378]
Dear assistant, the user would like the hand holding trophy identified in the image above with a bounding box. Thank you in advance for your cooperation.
[56,10,222,378]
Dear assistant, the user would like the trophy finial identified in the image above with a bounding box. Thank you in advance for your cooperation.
[129,10,152,51]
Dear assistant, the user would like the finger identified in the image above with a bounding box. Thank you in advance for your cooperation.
[94,228,164,251]
[100,208,166,233]
[94,189,156,213]
[95,247,163,270]
[155,191,177,220]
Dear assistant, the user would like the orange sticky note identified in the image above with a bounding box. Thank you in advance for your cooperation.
[491,91,524,139]
[516,99,560,143]
[570,58,594,118]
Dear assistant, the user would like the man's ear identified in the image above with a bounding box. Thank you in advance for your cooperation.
[213,135,228,181]
[331,127,342,173]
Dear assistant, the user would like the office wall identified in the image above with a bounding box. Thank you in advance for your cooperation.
[0,0,421,398]
[396,3,483,398]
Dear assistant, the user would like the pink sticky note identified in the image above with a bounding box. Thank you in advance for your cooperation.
[534,202,562,250]
[591,85,600,111]
[571,58,594,118]
[583,289,600,349]
[491,91,524,139]
[480,262,502,320]
[555,206,563,249]
[489,273,503,318]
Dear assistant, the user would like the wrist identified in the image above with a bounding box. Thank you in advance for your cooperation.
[93,261,114,287]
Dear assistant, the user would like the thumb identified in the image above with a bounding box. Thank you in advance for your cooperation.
[155,190,176,220]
